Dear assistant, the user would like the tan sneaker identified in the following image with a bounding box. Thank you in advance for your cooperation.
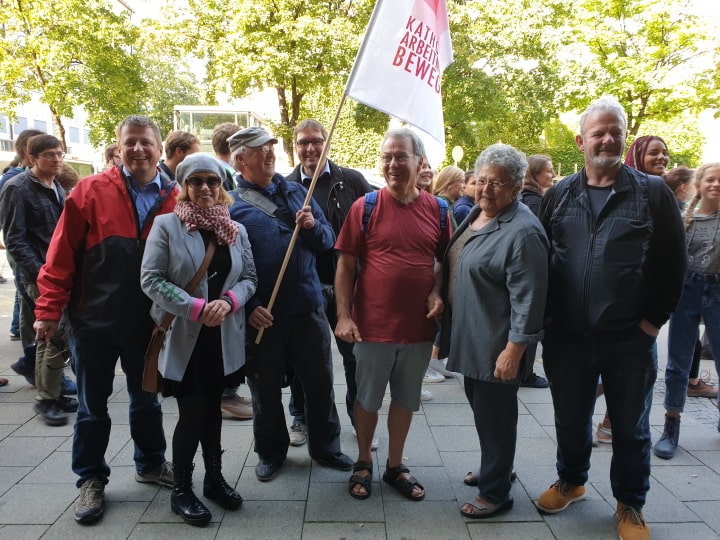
[536,479,586,513]
[220,395,253,420]
[74,479,105,523]
[616,502,649,540]
[289,423,307,446]
[595,416,612,444]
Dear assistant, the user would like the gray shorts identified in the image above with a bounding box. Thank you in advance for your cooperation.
[354,341,432,412]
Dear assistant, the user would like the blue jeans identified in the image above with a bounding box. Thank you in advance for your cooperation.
[70,331,167,487]
[666,274,720,412]
[543,327,657,508]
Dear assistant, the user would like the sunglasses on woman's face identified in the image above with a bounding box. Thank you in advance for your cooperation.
[186,176,221,189]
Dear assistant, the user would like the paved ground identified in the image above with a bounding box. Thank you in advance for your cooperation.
[0,277,719,539]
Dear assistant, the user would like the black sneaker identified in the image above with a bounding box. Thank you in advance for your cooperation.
[33,399,69,426]
[57,396,79,413]
[520,372,549,388]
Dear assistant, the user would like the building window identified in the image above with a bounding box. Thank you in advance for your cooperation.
[0,116,7,134]
[12,117,28,133]
[83,129,90,145]
[34,120,47,132]
[69,127,80,144]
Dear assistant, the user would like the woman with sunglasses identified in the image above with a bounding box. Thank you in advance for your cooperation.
[141,154,257,526]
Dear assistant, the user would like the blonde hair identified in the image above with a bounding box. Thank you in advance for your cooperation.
[684,163,720,231]
[433,166,464,196]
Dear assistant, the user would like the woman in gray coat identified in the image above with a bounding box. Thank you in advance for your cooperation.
[439,144,548,519]
[141,154,257,527]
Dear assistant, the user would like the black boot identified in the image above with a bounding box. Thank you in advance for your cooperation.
[171,463,211,527]
[203,449,243,510]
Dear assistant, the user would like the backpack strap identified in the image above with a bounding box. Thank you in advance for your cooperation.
[361,190,378,232]
[361,190,448,232]
[433,196,448,231]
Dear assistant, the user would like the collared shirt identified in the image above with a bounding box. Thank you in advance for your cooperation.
[123,165,161,229]
[300,161,330,183]
[300,161,331,217]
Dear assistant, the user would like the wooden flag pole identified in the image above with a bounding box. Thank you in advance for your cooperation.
[255,93,349,344]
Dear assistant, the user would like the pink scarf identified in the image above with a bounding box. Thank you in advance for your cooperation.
[174,201,239,246]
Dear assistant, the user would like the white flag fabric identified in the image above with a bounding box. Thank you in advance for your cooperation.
[345,0,453,145]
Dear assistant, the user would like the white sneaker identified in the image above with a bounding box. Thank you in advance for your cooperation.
[289,423,307,446]
[420,389,433,401]
[429,358,457,377]
[423,367,445,383]
[352,427,379,450]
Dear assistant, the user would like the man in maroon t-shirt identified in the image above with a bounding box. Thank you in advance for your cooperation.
[335,128,451,501]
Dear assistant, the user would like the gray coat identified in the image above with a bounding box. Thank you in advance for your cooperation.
[141,213,257,381]
[444,200,549,382]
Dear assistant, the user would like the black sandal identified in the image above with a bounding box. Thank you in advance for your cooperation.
[348,461,373,500]
[383,462,425,501]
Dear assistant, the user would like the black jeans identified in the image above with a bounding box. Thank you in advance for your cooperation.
[246,307,342,462]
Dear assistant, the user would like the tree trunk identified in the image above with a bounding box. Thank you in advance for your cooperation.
[49,106,67,152]
[277,85,294,167]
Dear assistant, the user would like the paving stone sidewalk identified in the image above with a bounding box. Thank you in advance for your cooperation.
[0,281,718,539]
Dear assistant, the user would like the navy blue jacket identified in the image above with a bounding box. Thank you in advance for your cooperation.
[0,170,65,284]
[229,174,335,319]
[539,165,686,336]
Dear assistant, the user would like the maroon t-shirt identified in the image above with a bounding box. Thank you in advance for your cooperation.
[335,188,451,343]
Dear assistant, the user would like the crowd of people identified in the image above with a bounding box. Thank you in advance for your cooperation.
[0,95,718,540]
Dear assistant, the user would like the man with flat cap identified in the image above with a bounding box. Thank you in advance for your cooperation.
[228,126,352,481]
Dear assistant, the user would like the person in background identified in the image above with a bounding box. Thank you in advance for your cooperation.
[439,143,548,518]
[654,163,720,459]
[159,131,201,180]
[33,115,178,524]
[285,119,374,448]
[517,154,556,390]
[211,122,240,191]
[103,144,121,170]
[57,164,80,193]
[141,153,257,526]
[417,156,435,194]
[1,128,45,340]
[453,170,477,224]
[0,134,77,425]
[433,165,464,228]
[661,167,715,398]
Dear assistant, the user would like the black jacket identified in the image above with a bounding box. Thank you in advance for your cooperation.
[0,170,65,284]
[286,160,373,283]
[539,165,686,336]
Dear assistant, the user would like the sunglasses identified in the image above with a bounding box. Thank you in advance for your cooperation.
[186,176,221,189]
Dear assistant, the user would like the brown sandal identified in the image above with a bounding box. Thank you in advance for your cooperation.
[383,462,424,501]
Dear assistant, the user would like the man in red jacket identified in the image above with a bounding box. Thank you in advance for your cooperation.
[33,116,179,525]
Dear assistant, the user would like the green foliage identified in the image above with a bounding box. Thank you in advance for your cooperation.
[170,0,374,165]
[0,0,142,148]
[562,0,720,138]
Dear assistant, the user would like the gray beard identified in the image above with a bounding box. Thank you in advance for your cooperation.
[590,155,622,168]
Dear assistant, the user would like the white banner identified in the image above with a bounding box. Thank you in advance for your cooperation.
[345,0,453,145]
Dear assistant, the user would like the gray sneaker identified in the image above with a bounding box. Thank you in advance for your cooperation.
[135,461,174,488]
[289,423,307,446]
[74,479,105,523]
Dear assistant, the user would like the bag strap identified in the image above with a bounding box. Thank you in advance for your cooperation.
[361,190,447,231]
[236,186,296,229]
[157,239,217,331]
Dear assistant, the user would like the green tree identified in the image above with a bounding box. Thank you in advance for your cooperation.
[562,0,720,137]
[442,0,572,164]
[0,0,143,149]
[168,0,374,166]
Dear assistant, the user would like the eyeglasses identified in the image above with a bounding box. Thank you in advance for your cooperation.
[380,153,415,164]
[186,176,222,189]
[296,138,325,148]
[38,151,65,160]
[251,145,273,154]
[477,179,511,189]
